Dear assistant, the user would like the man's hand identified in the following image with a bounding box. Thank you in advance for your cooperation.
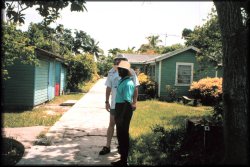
[131,102,136,111]
[105,102,111,112]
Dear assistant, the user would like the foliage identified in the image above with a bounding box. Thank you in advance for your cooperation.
[2,22,38,80]
[138,73,157,98]
[27,22,62,54]
[138,35,162,54]
[129,123,224,165]
[108,48,124,56]
[182,6,222,71]
[73,30,102,57]
[159,43,185,54]
[97,55,114,76]
[189,77,223,105]
[65,53,97,91]
[165,85,178,102]
[211,101,223,126]
[4,1,87,26]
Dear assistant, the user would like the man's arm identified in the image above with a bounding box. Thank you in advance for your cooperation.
[132,86,138,110]
[105,87,111,111]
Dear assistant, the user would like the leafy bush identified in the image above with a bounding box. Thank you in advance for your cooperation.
[129,124,224,165]
[211,101,223,125]
[65,53,97,92]
[138,73,157,98]
[129,125,186,165]
[165,85,178,102]
[189,77,222,105]
[96,55,114,77]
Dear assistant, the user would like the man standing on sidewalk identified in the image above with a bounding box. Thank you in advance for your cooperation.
[99,54,139,155]
[112,60,135,166]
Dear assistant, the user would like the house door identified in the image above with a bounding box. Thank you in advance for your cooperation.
[48,62,55,100]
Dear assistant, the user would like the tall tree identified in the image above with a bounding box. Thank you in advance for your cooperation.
[108,48,123,56]
[2,22,37,80]
[146,35,162,48]
[182,7,223,70]
[213,0,249,164]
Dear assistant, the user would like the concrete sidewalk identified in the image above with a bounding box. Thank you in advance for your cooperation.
[17,78,120,165]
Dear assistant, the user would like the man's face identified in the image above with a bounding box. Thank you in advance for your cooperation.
[114,58,122,66]
[118,67,128,78]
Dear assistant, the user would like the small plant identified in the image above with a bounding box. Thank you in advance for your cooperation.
[138,73,157,98]
[165,85,178,102]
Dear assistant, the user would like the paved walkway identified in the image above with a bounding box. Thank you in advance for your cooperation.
[17,78,120,165]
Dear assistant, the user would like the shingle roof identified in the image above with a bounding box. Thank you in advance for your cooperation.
[120,53,160,64]
[120,46,199,64]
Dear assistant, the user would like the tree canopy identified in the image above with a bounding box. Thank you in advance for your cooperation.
[182,7,222,69]
[4,0,87,26]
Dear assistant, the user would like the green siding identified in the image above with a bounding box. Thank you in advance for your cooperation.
[34,59,49,105]
[3,61,35,107]
[155,62,159,82]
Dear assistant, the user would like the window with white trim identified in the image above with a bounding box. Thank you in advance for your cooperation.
[175,62,193,86]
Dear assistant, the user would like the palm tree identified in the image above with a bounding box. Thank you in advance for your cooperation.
[146,35,162,49]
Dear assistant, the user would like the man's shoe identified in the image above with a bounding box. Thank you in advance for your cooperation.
[99,146,110,155]
[111,159,127,166]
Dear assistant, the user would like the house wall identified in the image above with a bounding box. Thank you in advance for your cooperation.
[34,59,49,106]
[3,60,35,108]
[60,65,67,95]
[159,50,222,98]
[159,50,197,97]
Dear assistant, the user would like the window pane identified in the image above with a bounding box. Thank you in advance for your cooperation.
[177,65,191,84]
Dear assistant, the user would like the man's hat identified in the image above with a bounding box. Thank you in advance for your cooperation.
[117,60,132,76]
[114,54,128,61]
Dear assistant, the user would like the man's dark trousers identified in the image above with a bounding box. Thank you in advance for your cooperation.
[115,102,133,163]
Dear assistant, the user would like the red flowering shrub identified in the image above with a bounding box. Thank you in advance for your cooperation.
[189,77,223,105]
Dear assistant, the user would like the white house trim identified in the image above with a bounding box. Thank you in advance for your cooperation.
[158,61,162,97]
[175,62,194,86]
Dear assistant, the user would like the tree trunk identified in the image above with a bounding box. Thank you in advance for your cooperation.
[213,1,249,165]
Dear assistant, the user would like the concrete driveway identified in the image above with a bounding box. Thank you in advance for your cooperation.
[17,78,120,165]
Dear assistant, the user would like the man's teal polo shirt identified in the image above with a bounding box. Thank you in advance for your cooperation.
[115,76,135,103]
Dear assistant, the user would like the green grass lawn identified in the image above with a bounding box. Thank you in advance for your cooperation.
[130,100,213,139]
[2,78,97,128]
[2,93,84,128]
[128,100,219,165]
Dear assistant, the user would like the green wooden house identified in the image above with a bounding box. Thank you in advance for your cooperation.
[121,46,223,98]
[3,48,68,109]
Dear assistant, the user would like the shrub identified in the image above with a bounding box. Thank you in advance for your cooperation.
[165,85,178,102]
[138,73,157,98]
[189,77,222,105]
[65,53,97,92]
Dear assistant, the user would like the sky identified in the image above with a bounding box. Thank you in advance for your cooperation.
[17,1,214,55]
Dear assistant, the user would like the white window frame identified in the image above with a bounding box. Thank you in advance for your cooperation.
[175,62,194,86]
